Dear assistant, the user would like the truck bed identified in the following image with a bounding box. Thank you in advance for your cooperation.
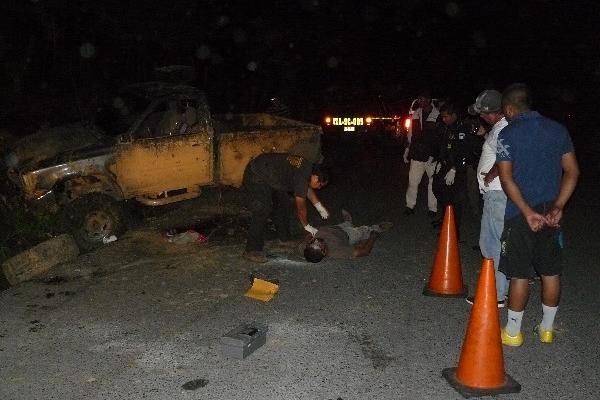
[212,113,322,187]
[212,113,317,132]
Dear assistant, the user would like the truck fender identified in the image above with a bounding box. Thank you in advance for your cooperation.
[55,174,124,203]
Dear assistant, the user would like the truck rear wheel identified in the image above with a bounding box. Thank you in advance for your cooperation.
[63,193,126,252]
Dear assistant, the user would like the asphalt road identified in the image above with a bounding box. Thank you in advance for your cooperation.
[1,135,599,399]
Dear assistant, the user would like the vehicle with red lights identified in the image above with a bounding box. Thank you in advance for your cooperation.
[389,97,441,140]
[322,114,372,134]
[321,104,401,139]
[319,95,439,148]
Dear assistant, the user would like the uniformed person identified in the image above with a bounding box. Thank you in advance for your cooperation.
[432,102,484,235]
[242,152,329,263]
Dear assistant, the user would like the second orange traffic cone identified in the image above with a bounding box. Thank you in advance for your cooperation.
[423,205,466,297]
[442,258,521,397]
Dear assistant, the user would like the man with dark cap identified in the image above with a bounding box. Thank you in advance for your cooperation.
[242,152,329,263]
[465,89,509,308]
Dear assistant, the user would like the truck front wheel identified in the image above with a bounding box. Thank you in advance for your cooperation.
[63,193,126,252]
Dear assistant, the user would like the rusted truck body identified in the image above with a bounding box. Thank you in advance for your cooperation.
[5,84,322,250]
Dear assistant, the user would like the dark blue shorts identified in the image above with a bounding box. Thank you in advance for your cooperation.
[499,204,563,279]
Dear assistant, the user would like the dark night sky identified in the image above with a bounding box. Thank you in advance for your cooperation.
[1,0,599,132]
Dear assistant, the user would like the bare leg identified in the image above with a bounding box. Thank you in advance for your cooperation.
[507,278,530,311]
[540,275,561,307]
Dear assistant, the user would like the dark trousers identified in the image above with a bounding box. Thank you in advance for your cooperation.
[243,174,292,252]
[433,170,467,233]
[465,166,482,217]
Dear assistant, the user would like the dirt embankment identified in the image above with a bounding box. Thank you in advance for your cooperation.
[6,188,302,287]
[44,223,303,286]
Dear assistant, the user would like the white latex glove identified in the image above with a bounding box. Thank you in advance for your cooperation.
[304,224,318,236]
[444,168,456,186]
[403,147,409,163]
[314,202,329,219]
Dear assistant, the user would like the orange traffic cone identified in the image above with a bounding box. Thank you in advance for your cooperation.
[442,258,521,397]
[423,205,466,297]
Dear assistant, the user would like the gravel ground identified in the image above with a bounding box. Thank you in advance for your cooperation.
[1,137,599,399]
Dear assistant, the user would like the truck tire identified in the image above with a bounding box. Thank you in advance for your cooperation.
[62,193,127,252]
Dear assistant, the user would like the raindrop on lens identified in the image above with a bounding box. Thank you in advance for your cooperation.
[445,2,460,17]
[80,42,95,59]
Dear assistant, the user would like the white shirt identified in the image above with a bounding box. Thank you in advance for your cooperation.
[477,117,508,192]
[408,106,439,142]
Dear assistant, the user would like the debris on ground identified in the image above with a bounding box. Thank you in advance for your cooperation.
[244,278,279,302]
[102,235,117,244]
[181,378,209,391]
[164,216,247,244]
[1,233,79,286]
[220,322,268,359]
[166,230,207,244]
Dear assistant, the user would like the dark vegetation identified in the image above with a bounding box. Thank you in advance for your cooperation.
[0,167,59,241]
[0,194,60,262]
[0,177,61,287]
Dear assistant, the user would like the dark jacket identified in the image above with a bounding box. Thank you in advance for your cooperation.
[435,118,483,172]
[408,110,441,162]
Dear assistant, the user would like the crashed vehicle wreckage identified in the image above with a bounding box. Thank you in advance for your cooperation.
[4,82,322,251]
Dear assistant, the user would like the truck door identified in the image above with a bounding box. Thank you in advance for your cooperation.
[110,98,214,199]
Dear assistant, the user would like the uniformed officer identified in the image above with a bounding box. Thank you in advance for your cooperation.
[242,152,329,263]
[432,102,483,234]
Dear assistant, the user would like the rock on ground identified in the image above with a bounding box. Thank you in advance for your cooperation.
[1,233,79,285]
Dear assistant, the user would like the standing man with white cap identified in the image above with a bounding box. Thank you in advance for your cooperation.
[403,91,440,216]
[465,89,509,307]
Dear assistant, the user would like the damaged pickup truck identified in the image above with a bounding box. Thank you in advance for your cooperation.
[4,83,322,251]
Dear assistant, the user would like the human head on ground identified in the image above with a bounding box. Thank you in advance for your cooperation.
[304,237,328,263]
[309,164,330,190]
[502,83,532,121]
[440,102,459,126]
[469,89,504,125]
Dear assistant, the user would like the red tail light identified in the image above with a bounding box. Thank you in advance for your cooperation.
[404,117,411,130]
[324,116,331,125]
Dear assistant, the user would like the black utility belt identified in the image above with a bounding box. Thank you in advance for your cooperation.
[438,160,468,168]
